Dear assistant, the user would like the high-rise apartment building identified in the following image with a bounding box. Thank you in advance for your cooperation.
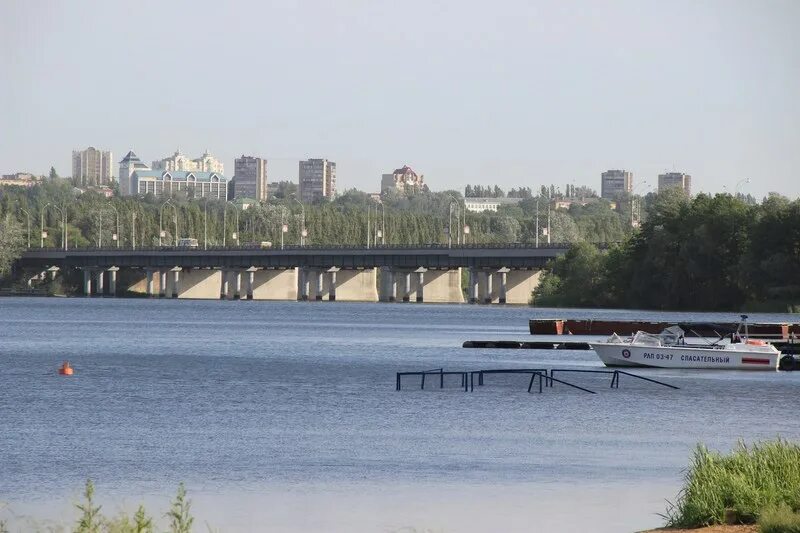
[234,155,268,201]
[298,158,336,203]
[72,147,113,186]
[152,150,224,174]
[600,169,633,199]
[658,172,692,196]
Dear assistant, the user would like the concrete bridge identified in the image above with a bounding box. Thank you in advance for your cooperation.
[17,244,570,304]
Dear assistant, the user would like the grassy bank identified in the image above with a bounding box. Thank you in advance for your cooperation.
[663,439,800,530]
[0,480,198,533]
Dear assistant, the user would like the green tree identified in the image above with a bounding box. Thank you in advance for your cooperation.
[0,214,24,277]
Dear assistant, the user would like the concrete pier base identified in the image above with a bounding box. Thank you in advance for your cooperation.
[95,270,104,296]
[108,267,118,296]
[251,268,299,300]
[330,268,378,302]
[476,268,542,304]
[380,268,464,303]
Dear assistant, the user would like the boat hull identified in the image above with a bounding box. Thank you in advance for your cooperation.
[590,343,779,370]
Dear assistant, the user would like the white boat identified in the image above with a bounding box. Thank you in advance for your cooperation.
[589,322,780,371]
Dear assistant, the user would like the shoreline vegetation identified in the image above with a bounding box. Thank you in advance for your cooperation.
[655,439,800,533]
[0,480,199,533]
[1,180,798,312]
[536,192,800,312]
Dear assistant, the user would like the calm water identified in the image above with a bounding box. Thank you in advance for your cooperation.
[1,298,799,532]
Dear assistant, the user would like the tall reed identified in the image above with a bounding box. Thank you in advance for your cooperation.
[663,439,800,527]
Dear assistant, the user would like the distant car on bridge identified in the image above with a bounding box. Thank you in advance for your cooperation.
[177,238,199,248]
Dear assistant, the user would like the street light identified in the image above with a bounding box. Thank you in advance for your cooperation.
[223,200,239,247]
[377,201,386,245]
[734,178,751,198]
[290,195,305,246]
[202,197,210,250]
[447,195,462,246]
[159,199,177,246]
[50,204,66,250]
[18,205,31,248]
[106,203,120,248]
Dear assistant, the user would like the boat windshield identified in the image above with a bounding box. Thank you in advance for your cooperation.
[630,331,666,346]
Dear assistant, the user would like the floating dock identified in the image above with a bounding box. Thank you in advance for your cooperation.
[528,318,800,338]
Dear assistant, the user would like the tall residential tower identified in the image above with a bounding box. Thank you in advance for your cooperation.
[298,158,336,203]
[72,147,113,186]
[234,155,268,201]
[600,169,633,199]
[658,172,692,196]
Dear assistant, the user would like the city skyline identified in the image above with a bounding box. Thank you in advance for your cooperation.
[2,1,798,198]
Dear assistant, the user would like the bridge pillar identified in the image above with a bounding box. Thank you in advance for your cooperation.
[171,267,180,298]
[146,270,155,297]
[108,267,118,297]
[329,267,339,301]
[504,268,543,305]
[498,267,509,304]
[483,271,493,304]
[316,270,324,301]
[233,270,242,300]
[83,269,93,297]
[415,267,427,303]
[246,267,257,300]
[328,268,378,301]
[403,272,411,302]
[159,271,168,298]
[221,270,230,299]
[250,267,298,300]
[469,268,479,304]
[48,266,60,281]
[95,270,104,296]
[298,268,310,301]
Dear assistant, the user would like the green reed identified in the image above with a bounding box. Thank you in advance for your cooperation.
[663,439,800,528]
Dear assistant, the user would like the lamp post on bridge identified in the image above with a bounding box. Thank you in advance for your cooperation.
[223,200,239,247]
[159,199,178,246]
[18,205,31,248]
[290,195,305,246]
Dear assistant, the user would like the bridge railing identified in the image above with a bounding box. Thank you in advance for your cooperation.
[25,242,592,253]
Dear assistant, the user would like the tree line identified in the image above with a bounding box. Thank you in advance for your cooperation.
[536,189,800,311]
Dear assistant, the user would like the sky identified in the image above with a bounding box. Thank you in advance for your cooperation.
[1,0,798,198]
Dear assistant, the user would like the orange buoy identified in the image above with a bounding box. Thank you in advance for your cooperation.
[58,361,74,376]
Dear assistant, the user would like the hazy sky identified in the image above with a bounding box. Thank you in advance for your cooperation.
[2,0,798,197]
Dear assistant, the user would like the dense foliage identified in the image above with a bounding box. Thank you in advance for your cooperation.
[663,439,800,528]
[0,179,635,257]
[537,190,800,311]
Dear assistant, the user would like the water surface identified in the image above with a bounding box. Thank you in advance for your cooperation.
[1,298,798,531]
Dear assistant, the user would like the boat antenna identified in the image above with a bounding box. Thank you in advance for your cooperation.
[741,314,749,340]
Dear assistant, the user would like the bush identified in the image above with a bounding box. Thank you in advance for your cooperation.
[663,439,800,528]
[759,503,800,533]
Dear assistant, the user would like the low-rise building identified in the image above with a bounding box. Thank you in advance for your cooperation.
[0,172,39,187]
[152,150,224,174]
[381,165,426,194]
[131,170,228,199]
[118,151,151,196]
[464,197,523,213]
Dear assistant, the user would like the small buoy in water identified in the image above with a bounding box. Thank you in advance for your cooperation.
[58,361,74,376]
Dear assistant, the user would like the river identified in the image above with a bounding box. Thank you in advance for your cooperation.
[1,298,798,532]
